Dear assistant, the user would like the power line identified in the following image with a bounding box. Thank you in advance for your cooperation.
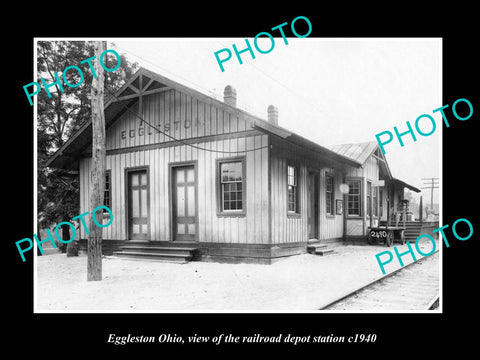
[106,40,326,154]
[104,85,269,155]
[421,177,439,209]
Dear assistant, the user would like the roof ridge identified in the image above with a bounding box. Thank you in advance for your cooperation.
[329,140,377,148]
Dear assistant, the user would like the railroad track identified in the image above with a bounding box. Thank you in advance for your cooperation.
[320,251,440,311]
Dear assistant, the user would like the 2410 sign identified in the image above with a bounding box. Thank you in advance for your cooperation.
[370,230,388,239]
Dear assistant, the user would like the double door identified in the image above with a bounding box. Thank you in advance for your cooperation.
[126,164,198,242]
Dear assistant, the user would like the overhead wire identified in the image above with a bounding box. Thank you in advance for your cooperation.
[103,85,269,154]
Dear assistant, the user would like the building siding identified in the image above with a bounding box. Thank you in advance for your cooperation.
[105,90,251,151]
[52,68,420,263]
[318,167,343,240]
[79,134,269,244]
[269,149,308,245]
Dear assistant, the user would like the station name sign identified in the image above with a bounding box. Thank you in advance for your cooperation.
[120,119,195,140]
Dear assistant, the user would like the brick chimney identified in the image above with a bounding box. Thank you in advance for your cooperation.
[267,105,278,126]
[224,85,237,107]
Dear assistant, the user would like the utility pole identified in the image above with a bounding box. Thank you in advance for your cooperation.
[419,195,423,221]
[421,177,439,212]
[88,41,107,281]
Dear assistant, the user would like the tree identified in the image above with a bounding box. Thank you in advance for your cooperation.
[37,41,138,243]
[37,41,138,150]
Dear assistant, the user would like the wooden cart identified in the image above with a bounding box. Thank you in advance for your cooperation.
[367,196,409,246]
[367,226,405,246]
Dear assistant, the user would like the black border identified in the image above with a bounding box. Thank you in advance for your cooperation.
[8,5,479,355]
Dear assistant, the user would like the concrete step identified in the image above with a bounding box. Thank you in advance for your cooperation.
[113,244,198,263]
[307,244,334,256]
[119,245,197,255]
[315,248,334,256]
[307,244,328,254]
[112,250,192,263]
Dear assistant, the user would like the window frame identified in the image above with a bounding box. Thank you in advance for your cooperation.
[325,173,334,216]
[346,178,362,217]
[287,164,300,215]
[366,180,379,218]
[379,188,383,218]
[216,156,246,217]
[367,180,372,217]
[103,170,112,213]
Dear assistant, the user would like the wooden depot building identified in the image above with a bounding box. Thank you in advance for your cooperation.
[47,67,420,264]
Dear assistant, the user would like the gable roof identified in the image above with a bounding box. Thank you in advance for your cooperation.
[328,141,421,192]
[46,66,360,170]
[328,141,379,165]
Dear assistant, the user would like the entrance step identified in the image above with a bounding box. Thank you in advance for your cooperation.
[113,244,197,263]
[379,221,423,242]
[307,244,335,256]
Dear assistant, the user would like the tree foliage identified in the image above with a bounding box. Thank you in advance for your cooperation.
[37,41,138,230]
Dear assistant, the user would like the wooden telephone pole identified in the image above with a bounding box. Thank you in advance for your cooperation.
[88,41,107,281]
[421,177,439,211]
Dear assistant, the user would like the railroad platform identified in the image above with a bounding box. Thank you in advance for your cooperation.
[35,240,441,312]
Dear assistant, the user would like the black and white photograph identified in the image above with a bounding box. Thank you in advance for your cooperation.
[7,8,479,355]
[33,37,442,312]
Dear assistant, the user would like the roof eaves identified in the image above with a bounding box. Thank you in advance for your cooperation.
[46,67,364,171]
[392,177,421,193]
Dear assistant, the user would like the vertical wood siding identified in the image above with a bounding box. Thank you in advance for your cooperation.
[80,86,387,246]
[105,90,251,151]
[364,155,379,182]
[318,167,344,240]
[364,156,380,226]
[79,134,269,244]
[269,150,308,244]
[342,155,380,236]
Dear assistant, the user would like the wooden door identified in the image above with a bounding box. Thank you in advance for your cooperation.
[307,172,319,239]
[127,169,149,240]
[172,165,196,241]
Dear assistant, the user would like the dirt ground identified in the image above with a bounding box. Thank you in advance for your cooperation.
[35,240,440,312]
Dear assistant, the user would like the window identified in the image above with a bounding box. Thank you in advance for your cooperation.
[367,181,372,217]
[104,170,111,212]
[379,189,383,217]
[287,165,299,213]
[325,174,334,215]
[347,179,361,216]
[367,181,379,217]
[219,160,244,212]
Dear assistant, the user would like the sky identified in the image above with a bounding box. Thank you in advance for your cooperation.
[106,38,441,204]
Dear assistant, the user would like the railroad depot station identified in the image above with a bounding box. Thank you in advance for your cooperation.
[47,67,425,264]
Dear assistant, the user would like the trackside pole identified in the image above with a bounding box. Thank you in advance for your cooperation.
[87,41,107,281]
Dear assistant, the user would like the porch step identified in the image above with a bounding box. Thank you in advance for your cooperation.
[379,221,423,242]
[113,245,197,263]
[119,245,197,255]
[307,244,335,256]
